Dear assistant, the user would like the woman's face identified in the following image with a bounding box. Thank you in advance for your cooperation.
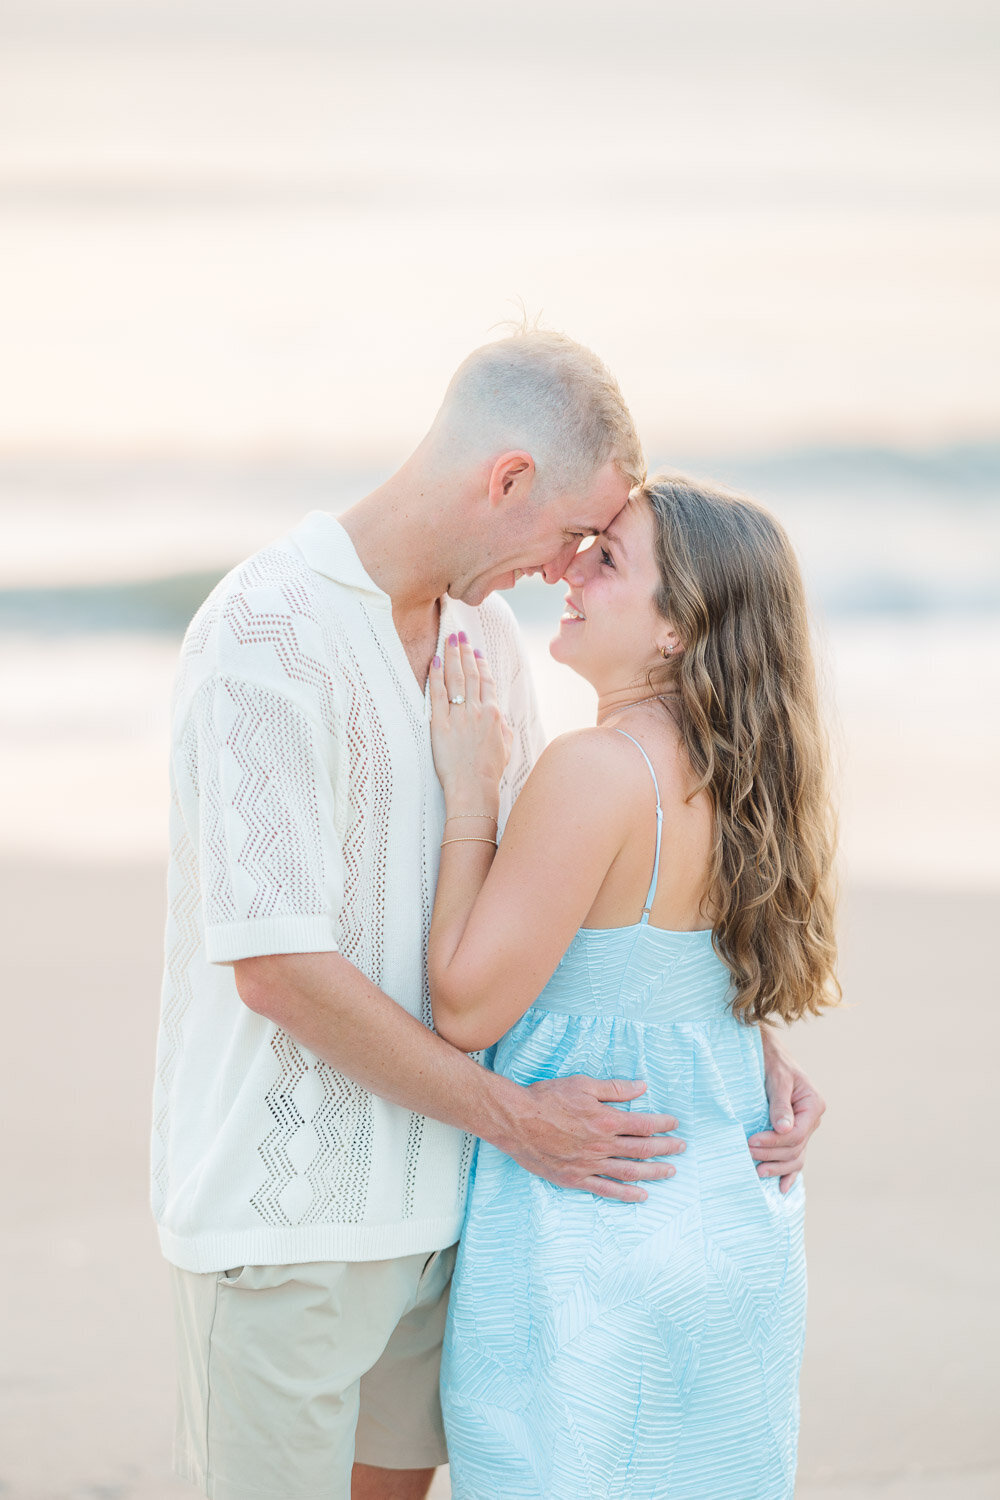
[549,494,674,688]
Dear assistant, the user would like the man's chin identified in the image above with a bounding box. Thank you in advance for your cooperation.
[450,574,513,607]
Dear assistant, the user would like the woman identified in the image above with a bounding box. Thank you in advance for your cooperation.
[427,473,839,1500]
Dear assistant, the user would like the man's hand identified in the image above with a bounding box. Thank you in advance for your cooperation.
[236,955,686,1205]
[750,1031,826,1194]
[496,1075,686,1204]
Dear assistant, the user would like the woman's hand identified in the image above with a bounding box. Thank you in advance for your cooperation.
[429,632,512,808]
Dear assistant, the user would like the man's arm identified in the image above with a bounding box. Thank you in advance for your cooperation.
[234,950,686,1204]
[751,1027,826,1193]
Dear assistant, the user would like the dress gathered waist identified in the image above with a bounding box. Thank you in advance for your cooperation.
[522,920,738,1027]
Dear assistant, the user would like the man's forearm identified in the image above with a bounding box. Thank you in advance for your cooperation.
[234,949,520,1145]
[233,948,686,1202]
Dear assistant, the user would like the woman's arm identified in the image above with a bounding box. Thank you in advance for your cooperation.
[429,637,825,1187]
[428,635,638,1051]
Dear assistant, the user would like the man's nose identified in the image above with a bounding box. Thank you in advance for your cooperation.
[540,539,582,585]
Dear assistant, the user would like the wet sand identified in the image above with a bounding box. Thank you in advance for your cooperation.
[1,862,996,1498]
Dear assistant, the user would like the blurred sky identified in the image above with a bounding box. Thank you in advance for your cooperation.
[1,0,998,462]
[0,0,998,885]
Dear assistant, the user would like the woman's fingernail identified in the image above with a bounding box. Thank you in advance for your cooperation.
[474,648,483,659]
[432,655,441,668]
[447,633,458,647]
[458,630,468,644]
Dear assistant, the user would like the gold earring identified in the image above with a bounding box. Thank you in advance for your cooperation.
[659,643,675,658]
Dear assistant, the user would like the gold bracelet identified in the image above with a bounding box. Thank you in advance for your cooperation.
[440,836,498,848]
[445,811,498,822]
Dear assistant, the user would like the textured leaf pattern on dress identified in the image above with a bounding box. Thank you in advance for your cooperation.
[442,924,806,1500]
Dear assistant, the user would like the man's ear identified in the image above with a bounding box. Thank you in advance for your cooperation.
[487,451,535,508]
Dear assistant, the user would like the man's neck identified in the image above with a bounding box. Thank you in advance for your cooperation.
[338,468,453,688]
[339,462,453,621]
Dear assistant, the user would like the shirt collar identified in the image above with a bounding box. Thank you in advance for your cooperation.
[287,511,389,602]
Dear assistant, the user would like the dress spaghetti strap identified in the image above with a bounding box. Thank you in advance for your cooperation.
[613,729,663,925]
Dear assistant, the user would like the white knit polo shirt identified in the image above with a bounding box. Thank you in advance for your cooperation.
[151,512,544,1273]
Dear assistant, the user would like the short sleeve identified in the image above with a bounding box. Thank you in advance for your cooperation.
[177,675,346,963]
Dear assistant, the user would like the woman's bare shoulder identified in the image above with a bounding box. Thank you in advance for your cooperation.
[530,725,660,788]
[604,712,705,816]
[513,725,671,832]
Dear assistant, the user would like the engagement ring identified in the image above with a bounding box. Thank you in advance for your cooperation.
[449,695,465,705]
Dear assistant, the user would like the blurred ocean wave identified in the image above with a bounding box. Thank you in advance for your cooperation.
[0,572,225,634]
[2,443,998,632]
[2,444,998,882]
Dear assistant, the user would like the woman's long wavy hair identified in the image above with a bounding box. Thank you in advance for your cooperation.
[641,472,840,1025]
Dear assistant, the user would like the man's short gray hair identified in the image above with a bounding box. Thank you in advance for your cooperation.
[433,328,645,496]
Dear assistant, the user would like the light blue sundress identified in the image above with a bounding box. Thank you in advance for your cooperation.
[441,732,807,1500]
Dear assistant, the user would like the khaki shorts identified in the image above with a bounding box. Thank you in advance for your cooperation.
[170,1244,457,1500]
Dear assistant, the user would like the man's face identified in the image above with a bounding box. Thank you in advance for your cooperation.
[454,460,634,607]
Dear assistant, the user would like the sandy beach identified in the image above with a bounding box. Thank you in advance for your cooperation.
[1,859,996,1500]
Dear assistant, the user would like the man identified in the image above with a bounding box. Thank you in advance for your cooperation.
[153,329,823,1500]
